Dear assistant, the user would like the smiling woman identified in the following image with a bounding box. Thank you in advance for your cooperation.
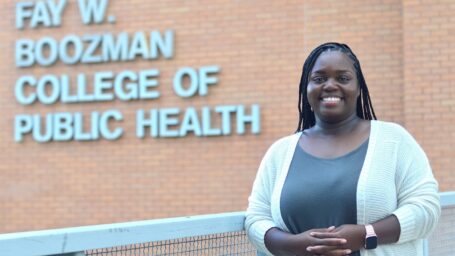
[245,42,440,256]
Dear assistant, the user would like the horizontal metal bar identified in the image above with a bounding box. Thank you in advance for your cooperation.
[440,191,455,207]
[0,211,245,256]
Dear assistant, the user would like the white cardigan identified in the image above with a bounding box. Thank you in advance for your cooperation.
[245,120,440,256]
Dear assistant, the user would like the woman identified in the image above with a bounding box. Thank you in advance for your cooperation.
[245,43,440,256]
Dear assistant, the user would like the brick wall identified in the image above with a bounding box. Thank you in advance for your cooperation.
[402,0,455,191]
[0,0,453,233]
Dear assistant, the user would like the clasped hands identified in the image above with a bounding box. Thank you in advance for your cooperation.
[295,224,365,256]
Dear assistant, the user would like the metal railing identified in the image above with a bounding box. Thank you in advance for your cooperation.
[0,212,251,256]
[1,192,454,256]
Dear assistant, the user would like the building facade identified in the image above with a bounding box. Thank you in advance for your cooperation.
[1,0,454,233]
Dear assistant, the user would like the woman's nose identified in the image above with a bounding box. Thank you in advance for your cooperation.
[323,78,338,90]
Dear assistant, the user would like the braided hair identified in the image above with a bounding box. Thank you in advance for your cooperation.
[296,42,377,132]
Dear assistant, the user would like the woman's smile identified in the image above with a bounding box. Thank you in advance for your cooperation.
[320,96,342,107]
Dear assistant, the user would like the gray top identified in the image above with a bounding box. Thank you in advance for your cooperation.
[280,138,368,255]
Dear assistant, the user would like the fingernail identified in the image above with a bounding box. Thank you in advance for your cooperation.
[307,247,312,252]
[345,249,352,254]
[310,232,315,236]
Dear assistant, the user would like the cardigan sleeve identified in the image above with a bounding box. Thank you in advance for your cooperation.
[392,128,441,244]
[244,139,285,256]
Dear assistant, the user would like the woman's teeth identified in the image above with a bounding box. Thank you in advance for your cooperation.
[321,97,341,102]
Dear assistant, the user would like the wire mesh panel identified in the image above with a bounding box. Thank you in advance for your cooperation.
[428,205,455,256]
[86,231,256,256]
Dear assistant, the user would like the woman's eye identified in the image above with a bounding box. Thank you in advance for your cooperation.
[338,76,351,83]
[312,76,326,83]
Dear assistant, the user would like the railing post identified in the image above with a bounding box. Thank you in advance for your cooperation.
[423,239,429,256]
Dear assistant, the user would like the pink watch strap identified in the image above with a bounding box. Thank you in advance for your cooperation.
[365,224,376,237]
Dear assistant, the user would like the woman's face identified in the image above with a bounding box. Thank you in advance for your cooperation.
[307,50,360,123]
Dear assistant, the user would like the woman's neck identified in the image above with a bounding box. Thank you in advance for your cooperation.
[312,115,362,136]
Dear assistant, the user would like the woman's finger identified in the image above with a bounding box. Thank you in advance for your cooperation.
[310,231,340,239]
[313,237,347,246]
[307,245,351,256]
[310,226,336,233]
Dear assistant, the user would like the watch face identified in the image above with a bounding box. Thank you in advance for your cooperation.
[365,236,378,249]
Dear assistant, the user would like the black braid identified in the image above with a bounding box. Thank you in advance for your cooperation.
[296,42,377,132]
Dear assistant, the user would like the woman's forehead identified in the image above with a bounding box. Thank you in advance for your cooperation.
[311,50,355,73]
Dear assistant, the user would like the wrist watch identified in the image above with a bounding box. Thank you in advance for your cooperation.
[364,224,378,249]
